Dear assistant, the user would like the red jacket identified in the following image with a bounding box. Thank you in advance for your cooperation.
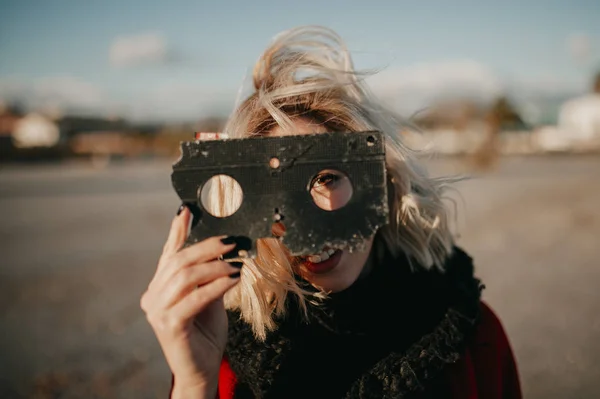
[170,302,521,398]
[215,302,521,399]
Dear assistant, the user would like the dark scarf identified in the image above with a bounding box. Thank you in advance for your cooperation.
[225,246,483,399]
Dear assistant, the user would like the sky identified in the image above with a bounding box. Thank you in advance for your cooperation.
[0,0,599,122]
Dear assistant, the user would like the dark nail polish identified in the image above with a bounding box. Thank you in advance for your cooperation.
[176,204,186,216]
[230,272,241,279]
[220,236,237,245]
[229,261,243,269]
[222,248,239,260]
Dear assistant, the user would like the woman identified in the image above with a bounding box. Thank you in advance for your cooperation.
[141,26,522,398]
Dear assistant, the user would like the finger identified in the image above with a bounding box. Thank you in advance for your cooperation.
[173,274,241,323]
[173,236,238,270]
[152,235,237,290]
[159,260,243,309]
[161,205,192,259]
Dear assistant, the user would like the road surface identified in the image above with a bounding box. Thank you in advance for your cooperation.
[1,155,599,398]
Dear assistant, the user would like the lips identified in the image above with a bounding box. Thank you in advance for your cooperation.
[301,249,343,274]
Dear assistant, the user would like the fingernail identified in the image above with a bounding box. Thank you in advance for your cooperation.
[229,261,243,269]
[230,272,241,279]
[176,204,186,216]
[220,236,237,245]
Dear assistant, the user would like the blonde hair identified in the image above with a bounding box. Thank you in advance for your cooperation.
[206,26,456,340]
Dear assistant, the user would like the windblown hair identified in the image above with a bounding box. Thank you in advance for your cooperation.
[207,26,457,340]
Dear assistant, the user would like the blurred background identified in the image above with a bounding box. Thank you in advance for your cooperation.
[1,0,599,398]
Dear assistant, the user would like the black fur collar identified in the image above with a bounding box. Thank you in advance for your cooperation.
[225,246,483,399]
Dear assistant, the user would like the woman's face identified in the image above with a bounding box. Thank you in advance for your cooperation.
[268,118,374,293]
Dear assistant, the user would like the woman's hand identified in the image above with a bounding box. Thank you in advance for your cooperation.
[141,206,242,398]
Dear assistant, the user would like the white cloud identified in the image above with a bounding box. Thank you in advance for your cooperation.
[366,60,504,115]
[567,33,592,63]
[109,32,169,68]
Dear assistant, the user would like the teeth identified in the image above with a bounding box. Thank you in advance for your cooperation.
[307,249,335,263]
[308,254,321,263]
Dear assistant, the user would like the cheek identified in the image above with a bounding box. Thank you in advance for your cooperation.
[331,184,353,210]
[341,237,374,266]
[311,189,352,211]
[340,248,370,269]
[311,191,331,210]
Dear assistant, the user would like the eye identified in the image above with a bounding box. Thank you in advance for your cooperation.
[308,169,353,211]
[311,173,340,188]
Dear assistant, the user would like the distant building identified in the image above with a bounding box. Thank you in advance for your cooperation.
[558,94,600,141]
[56,116,133,157]
[0,101,24,137]
[0,104,23,158]
[58,115,130,138]
[12,113,60,148]
[557,72,600,141]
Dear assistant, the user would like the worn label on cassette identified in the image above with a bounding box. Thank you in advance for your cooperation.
[171,131,389,258]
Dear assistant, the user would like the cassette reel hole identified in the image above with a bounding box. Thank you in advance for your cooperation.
[199,174,243,218]
[308,169,353,211]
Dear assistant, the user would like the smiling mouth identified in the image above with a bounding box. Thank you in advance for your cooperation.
[298,247,343,274]
[303,248,337,263]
